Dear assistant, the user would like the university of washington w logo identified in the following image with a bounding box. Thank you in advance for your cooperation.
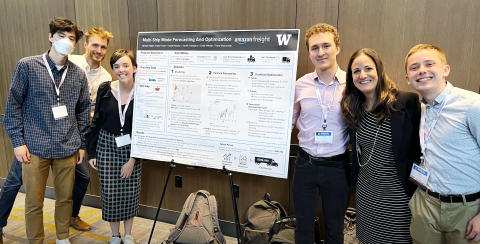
[276,34,292,45]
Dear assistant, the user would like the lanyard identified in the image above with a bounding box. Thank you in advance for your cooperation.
[420,88,453,155]
[315,80,338,130]
[117,82,135,134]
[43,53,68,105]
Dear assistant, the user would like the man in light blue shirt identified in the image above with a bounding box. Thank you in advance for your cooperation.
[405,44,480,244]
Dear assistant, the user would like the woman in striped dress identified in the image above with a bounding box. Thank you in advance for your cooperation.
[341,48,421,244]
[86,49,141,244]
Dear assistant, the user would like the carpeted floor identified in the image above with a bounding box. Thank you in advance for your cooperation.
[1,191,237,244]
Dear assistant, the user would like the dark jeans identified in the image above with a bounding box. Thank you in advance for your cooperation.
[0,156,90,228]
[0,158,22,229]
[293,153,351,244]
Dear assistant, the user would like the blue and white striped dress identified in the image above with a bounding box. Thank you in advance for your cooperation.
[355,112,412,244]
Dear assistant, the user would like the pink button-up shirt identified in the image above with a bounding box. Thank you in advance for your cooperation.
[292,68,349,157]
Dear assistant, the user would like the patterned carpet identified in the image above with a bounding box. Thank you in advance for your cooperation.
[1,191,237,244]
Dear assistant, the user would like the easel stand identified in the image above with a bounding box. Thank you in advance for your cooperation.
[220,166,242,244]
[148,160,242,244]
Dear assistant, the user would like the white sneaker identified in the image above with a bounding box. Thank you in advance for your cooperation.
[109,236,122,244]
[56,239,71,244]
[123,235,135,244]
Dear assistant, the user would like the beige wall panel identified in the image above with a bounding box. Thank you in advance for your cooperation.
[139,160,167,207]
[295,0,340,79]
[0,125,9,178]
[338,0,480,93]
[74,0,131,78]
[2,126,15,174]
[88,167,101,196]
[338,0,426,92]
[128,0,158,51]
[157,0,296,31]
[435,0,480,92]
[290,128,299,144]
[0,0,76,113]
[0,124,15,176]
[162,167,220,217]
[162,167,215,214]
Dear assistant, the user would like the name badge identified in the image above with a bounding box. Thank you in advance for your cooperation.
[115,134,131,147]
[409,164,429,187]
[52,104,68,120]
[315,131,334,144]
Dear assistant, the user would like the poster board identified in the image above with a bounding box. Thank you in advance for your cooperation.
[131,29,299,179]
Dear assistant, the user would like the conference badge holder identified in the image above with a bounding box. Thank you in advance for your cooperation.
[115,133,131,148]
[409,156,429,187]
[52,103,68,120]
[315,131,334,144]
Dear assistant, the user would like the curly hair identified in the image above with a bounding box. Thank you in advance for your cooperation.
[85,27,114,44]
[305,23,339,50]
[341,48,398,131]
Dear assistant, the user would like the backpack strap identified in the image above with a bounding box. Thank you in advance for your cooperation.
[271,216,296,235]
[197,190,211,198]
[263,192,272,202]
[260,199,277,210]
[166,193,196,243]
[272,201,287,218]
[260,197,287,218]
[262,193,287,218]
[208,195,227,244]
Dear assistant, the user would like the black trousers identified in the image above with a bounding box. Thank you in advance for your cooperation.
[72,157,91,217]
[292,152,350,244]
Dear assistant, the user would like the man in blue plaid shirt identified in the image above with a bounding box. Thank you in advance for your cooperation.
[3,18,90,244]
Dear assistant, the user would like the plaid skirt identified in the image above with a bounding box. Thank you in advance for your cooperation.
[97,129,141,222]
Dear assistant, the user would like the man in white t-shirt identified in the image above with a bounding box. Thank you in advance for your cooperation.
[68,27,113,231]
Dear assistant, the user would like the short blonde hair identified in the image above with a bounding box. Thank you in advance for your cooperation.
[405,44,447,72]
[305,23,340,50]
[85,27,114,44]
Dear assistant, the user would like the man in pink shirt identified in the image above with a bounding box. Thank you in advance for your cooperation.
[292,23,350,244]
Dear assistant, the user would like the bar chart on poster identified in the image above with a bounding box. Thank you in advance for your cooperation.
[131,29,299,179]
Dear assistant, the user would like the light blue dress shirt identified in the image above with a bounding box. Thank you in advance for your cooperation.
[422,82,480,195]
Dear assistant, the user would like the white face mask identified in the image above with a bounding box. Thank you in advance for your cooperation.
[53,38,75,57]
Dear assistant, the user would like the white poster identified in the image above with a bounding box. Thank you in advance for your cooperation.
[131,29,299,179]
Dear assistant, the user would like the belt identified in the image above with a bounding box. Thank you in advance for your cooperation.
[298,148,348,167]
[419,187,480,203]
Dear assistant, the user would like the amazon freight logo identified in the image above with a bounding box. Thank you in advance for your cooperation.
[276,34,292,45]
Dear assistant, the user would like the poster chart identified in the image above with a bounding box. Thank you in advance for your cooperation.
[131,29,299,179]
